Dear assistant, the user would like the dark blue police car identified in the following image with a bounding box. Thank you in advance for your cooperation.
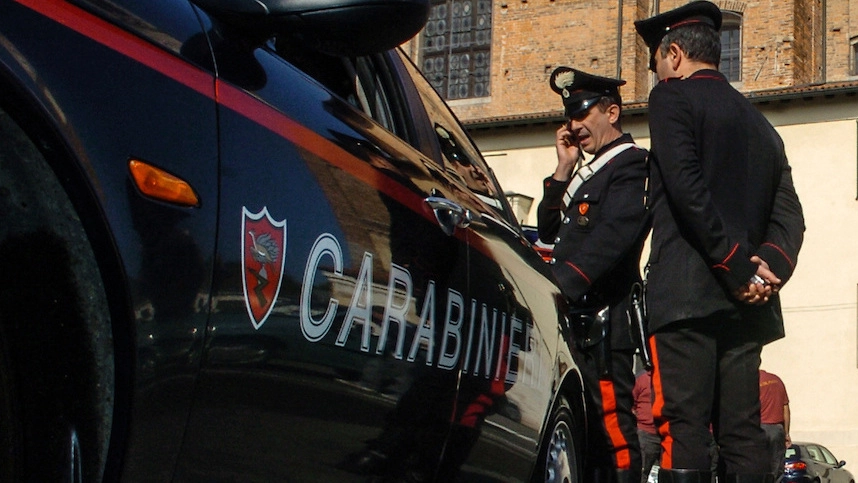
[0,0,587,481]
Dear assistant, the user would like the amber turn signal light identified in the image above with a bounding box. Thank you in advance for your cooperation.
[129,159,199,207]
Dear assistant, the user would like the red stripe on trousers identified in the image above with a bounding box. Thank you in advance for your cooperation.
[599,380,631,469]
[649,335,673,469]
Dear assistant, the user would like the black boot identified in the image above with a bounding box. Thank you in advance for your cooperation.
[657,468,713,483]
[722,474,775,483]
[588,467,624,482]
[588,467,612,482]
[615,469,632,483]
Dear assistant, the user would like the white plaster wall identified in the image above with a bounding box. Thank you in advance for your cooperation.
[765,119,858,467]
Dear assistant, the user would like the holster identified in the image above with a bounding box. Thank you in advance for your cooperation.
[569,304,611,378]
[627,282,652,370]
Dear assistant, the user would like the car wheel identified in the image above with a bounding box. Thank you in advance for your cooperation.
[534,395,582,483]
[0,105,113,482]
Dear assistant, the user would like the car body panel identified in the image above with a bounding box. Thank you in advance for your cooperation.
[1,0,220,478]
[0,0,581,480]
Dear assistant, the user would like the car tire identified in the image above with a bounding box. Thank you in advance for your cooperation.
[534,394,582,483]
[0,105,113,482]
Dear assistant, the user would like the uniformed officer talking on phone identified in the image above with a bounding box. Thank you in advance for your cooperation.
[537,67,651,483]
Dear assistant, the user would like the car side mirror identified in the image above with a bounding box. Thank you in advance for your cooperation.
[191,0,430,55]
[837,460,847,468]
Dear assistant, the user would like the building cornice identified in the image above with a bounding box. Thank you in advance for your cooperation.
[463,80,858,130]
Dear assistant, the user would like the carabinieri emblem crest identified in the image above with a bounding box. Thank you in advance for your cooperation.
[241,206,287,329]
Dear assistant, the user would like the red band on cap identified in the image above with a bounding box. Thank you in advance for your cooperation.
[666,18,705,31]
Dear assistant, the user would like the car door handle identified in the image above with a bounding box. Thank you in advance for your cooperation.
[425,196,474,236]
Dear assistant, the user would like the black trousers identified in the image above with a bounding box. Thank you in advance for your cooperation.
[638,429,661,483]
[579,346,641,481]
[762,423,786,478]
[649,316,769,475]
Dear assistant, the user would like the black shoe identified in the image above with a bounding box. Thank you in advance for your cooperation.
[657,468,713,483]
[339,449,390,475]
[722,474,775,483]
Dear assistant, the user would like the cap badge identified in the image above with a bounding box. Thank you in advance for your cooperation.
[555,70,575,89]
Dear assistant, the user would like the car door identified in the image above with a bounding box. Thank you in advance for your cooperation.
[2,0,219,479]
[174,21,474,481]
[399,51,570,481]
[817,444,851,483]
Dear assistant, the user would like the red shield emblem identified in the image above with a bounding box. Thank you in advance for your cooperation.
[241,206,287,329]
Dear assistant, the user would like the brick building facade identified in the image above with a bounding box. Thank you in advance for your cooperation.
[402,0,858,126]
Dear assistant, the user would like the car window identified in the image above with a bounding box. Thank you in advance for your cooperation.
[785,447,797,458]
[351,57,397,132]
[397,53,512,222]
[819,446,839,465]
[433,124,504,211]
[806,445,823,462]
[274,42,412,144]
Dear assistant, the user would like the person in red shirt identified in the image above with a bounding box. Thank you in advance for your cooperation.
[759,369,791,479]
[633,370,661,482]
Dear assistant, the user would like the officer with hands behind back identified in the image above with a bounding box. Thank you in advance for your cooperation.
[537,67,651,483]
[634,2,805,482]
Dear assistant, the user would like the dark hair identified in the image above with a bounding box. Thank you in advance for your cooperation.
[594,96,623,129]
[597,94,622,112]
[658,23,721,66]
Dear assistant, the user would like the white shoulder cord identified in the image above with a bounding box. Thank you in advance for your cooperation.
[562,142,638,207]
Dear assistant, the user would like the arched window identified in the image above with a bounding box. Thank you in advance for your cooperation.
[420,0,492,100]
[720,11,742,82]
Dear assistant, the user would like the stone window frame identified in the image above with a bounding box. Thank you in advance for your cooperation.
[720,11,743,82]
[851,36,858,76]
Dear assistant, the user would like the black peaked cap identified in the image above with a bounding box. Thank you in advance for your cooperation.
[549,66,625,119]
[634,0,722,50]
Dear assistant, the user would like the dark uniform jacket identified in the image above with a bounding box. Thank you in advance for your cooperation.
[646,69,805,344]
[537,134,650,350]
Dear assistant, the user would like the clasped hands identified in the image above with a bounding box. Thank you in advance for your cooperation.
[733,255,781,306]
